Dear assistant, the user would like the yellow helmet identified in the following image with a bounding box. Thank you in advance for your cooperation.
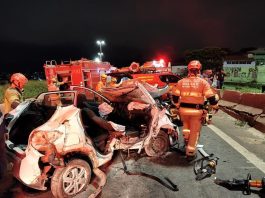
[101,73,107,79]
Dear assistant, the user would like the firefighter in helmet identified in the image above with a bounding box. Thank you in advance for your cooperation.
[48,77,65,91]
[1,73,28,180]
[96,73,107,92]
[109,77,118,88]
[172,60,219,161]
[3,73,28,115]
[46,77,65,106]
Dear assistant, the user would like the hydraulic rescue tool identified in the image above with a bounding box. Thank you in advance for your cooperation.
[193,146,219,181]
[214,173,265,195]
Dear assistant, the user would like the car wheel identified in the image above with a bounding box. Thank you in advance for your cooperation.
[145,130,169,157]
[51,159,91,198]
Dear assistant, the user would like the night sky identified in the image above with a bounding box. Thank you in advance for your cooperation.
[1,0,265,73]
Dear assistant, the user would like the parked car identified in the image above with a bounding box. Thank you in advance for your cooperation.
[4,80,178,198]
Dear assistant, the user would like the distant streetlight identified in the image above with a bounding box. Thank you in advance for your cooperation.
[96,40,105,61]
[94,57,101,63]
[98,52,103,57]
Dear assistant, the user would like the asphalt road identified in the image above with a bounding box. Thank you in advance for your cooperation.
[1,110,265,198]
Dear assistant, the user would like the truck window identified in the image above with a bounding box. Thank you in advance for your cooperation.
[159,75,179,83]
[159,75,169,83]
[167,75,180,83]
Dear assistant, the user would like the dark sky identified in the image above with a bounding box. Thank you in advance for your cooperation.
[1,0,265,72]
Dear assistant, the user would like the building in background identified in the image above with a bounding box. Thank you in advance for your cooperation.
[223,55,255,83]
[171,65,187,77]
[223,48,265,92]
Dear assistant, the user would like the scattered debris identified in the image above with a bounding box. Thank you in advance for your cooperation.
[119,152,179,192]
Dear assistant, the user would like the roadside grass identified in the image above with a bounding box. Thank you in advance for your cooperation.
[223,83,262,93]
[0,80,47,103]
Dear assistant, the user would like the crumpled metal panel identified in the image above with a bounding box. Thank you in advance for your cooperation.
[29,105,88,164]
[30,105,82,152]
[19,145,43,185]
[100,84,136,102]
[98,102,114,116]
[101,80,155,104]
[127,101,150,111]
[142,83,170,98]
[157,108,175,130]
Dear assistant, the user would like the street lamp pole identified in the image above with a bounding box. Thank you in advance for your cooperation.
[96,40,105,61]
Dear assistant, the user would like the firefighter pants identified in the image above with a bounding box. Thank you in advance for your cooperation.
[179,107,203,157]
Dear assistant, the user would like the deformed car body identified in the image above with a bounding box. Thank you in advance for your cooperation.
[4,80,178,198]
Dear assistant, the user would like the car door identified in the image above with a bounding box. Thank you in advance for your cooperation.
[4,100,43,182]
[5,91,77,185]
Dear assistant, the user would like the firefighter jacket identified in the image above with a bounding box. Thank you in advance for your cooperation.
[96,81,106,92]
[3,87,24,115]
[173,76,215,105]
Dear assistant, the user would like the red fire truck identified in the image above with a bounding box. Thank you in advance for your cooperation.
[44,58,114,90]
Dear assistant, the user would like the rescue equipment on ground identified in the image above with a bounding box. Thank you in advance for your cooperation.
[193,146,219,181]
[214,173,265,195]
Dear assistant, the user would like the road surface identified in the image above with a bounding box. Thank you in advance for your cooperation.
[1,110,265,198]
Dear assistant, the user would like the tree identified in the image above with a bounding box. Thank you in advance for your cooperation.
[184,47,229,71]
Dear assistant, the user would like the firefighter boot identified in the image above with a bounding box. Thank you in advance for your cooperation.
[182,129,190,146]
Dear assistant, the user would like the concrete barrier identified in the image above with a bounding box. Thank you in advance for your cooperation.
[219,90,241,108]
[233,93,265,116]
[218,90,265,133]
[255,114,265,133]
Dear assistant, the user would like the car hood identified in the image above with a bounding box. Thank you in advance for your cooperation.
[101,79,156,105]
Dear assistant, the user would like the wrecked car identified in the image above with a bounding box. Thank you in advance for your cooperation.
[4,80,178,197]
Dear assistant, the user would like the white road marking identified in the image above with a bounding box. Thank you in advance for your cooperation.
[208,124,265,174]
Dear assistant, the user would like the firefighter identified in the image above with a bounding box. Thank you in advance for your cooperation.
[109,77,118,88]
[46,77,65,106]
[96,73,107,92]
[48,77,65,91]
[3,73,28,115]
[172,60,219,161]
[1,73,28,180]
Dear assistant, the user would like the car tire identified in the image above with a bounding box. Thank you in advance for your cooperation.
[145,130,169,157]
[51,159,92,198]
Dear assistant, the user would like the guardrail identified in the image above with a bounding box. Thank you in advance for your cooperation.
[219,90,265,133]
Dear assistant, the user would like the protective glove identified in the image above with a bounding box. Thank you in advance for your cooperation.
[211,104,219,114]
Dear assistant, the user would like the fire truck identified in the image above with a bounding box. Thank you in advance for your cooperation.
[44,58,114,90]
